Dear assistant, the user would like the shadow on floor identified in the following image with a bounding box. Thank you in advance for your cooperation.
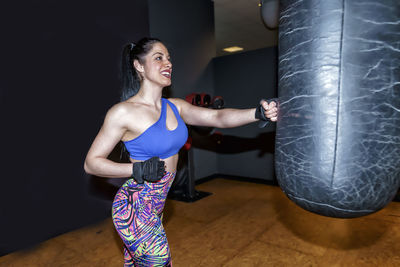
[270,189,389,250]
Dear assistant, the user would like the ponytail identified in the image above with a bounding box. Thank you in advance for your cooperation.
[120,43,140,101]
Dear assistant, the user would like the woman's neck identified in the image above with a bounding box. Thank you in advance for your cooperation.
[135,83,163,107]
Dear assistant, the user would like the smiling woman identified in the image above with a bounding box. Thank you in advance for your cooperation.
[83,37,278,266]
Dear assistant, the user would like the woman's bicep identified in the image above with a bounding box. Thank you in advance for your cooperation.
[86,109,126,161]
[84,105,135,177]
[170,98,218,127]
[86,125,123,160]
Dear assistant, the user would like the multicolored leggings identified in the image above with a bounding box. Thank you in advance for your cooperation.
[112,172,176,267]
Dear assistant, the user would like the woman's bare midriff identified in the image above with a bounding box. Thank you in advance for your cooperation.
[130,153,179,173]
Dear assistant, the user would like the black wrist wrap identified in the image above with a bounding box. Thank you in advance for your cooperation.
[132,156,165,184]
[255,98,278,128]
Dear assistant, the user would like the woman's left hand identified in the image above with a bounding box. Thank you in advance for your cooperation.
[261,99,278,122]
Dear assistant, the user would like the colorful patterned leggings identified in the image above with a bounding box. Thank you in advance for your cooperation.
[112,172,176,267]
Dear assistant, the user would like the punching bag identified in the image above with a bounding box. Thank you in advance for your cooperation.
[275,0,400,218]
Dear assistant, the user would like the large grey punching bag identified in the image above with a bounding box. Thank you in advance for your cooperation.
[275,0,400,218]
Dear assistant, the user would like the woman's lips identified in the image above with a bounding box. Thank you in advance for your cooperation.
[161,69,171,78]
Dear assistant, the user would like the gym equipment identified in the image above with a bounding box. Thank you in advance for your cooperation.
[260,0,279,30]
[168,92,220,202]
[275,0,400,218]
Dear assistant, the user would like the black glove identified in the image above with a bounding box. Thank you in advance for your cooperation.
[132,157,166,184]
[255,98,278,128]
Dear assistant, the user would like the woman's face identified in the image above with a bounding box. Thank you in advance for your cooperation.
[135,42,172,88]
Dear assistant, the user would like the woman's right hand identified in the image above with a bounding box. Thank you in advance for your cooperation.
[132,157,166,184]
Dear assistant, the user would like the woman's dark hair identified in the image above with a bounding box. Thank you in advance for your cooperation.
[120,37,161,101]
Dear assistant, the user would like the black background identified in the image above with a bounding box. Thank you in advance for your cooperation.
[0,0,149,255]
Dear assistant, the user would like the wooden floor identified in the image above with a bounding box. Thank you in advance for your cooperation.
[1,178,400,267]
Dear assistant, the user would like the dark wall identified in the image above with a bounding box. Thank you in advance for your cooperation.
[213,47,278,180]
[0,0,149,255]
[147,0,218,179]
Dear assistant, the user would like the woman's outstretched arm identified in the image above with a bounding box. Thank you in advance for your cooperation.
[169,98,277,128]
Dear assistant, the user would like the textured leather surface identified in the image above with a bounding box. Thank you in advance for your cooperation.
[275,0,400,218]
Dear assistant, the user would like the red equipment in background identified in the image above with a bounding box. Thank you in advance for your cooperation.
[169,92,225,202]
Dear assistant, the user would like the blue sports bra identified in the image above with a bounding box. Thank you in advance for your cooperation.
[123,98,188,160]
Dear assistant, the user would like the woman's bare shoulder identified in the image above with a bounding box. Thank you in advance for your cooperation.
[106,102,129,118]
[104,101,141,125]
[167,98,187,112]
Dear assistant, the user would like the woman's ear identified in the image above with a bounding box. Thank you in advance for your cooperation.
[133,59,144,74]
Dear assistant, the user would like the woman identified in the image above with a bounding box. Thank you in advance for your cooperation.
[84,37,278,266]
